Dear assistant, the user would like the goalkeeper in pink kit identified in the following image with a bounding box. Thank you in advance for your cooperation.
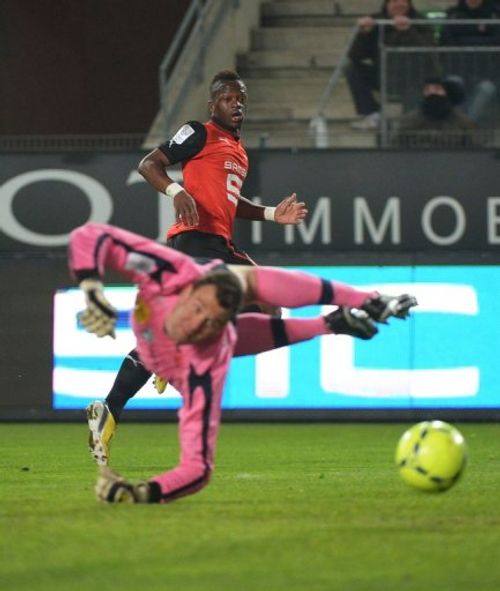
[69,223,417,504]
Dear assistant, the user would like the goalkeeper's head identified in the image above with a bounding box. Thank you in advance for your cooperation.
[164,269,243,345]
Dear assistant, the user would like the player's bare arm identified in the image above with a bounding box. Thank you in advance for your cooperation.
[236,193,307,224]
[138,148,199,226]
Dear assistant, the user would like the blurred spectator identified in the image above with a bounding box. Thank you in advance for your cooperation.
[393,77,479,147]
[440,0,500,125]
[441,0,500,46]
[346,0,434,130]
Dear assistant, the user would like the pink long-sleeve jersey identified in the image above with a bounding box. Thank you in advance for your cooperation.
[69,223,238,398]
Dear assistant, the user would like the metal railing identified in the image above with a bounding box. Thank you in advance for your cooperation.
[0,133,146,153]
[311,18,500,148]
[380,45,500,147]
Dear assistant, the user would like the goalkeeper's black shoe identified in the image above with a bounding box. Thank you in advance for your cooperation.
[324,307,378,340]
[362,293,418,324]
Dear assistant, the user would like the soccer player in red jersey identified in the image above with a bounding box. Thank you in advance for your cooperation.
[86,71,308,464]
[138,69,307,259]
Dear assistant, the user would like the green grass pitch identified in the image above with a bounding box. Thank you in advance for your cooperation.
[1,422,500,591]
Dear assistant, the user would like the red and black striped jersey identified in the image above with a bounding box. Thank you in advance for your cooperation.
[159,120,249,241]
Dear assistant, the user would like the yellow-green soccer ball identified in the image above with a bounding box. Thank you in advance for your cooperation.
[395,420,467,492]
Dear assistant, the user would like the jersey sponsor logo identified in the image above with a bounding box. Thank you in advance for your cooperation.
[224,160,247,178]
[133,296,151,324]
[169,124,195,146]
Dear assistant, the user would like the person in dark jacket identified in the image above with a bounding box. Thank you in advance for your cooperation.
[346,0,434,130]
[439,0,500,126]
[440,0,500,46]
[393,77,479,147]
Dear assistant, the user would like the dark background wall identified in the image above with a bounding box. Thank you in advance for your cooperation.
[2,255,68,416]
[0,0,187,134]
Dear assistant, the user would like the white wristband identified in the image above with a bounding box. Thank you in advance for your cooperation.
[164,182,184,199]
[264,206,276,222]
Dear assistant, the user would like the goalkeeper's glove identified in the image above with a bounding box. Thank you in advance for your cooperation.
[95,467,155,503]
[153,375,168,394]
[78,279,117,338]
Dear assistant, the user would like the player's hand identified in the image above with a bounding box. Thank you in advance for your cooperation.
[96,467,152,503]
[274,193,308,225]
[78,279,117,339]
[392,15,410,31]
[358,16,375,33]
[173,191,199,227]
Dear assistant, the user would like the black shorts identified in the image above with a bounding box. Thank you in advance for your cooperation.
[167,230,255,266]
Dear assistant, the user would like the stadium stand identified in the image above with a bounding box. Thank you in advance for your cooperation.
[149,0,460,148]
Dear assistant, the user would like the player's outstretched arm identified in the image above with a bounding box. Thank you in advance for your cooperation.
[69,223,206,339]
[236,193,307,224]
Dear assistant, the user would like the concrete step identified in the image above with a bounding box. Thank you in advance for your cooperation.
[250,25,351,51]
[262,15,355,27]
[262,0,341,17]
[240,65,332,79]
[246,76,327,100]
[261,1,355,27]
[323,0,379,15]
[241,119,377,148]
[244,76,356,112]
[246,100,357,121]
[264,0,456,18]
[238,49,341,72]
[264,0,379,17]
[262,13,356,27]
[244,85,404,122]
[413,0,456,10]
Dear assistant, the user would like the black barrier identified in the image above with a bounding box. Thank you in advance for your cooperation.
[2,149,500,254]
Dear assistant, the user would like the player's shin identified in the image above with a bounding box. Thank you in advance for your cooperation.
[251,267,417,322]
[251,267,374,309]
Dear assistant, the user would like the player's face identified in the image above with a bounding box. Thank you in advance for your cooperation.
[386,0,410,17]
[209,81,248,132]
[423,83,446,97]
[164,284,231,344]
